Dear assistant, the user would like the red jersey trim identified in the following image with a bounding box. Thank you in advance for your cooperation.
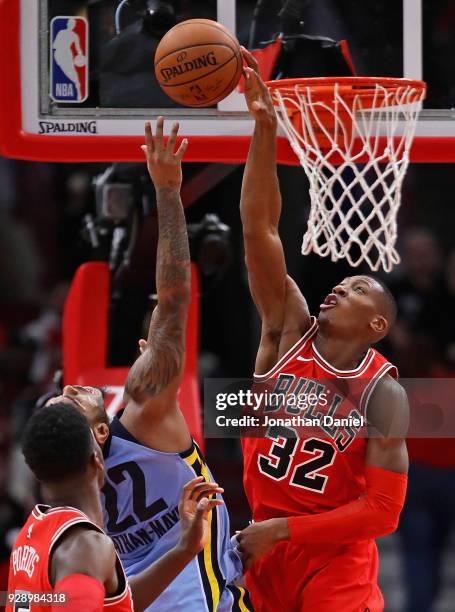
[311,342,376,378]
[253,317,318,381]
[361,362,399,417]
[104,585,133,606]
[49,517,95,551]
[32,505,87,520]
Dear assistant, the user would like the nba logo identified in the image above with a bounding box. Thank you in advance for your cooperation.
[50,16,89,103]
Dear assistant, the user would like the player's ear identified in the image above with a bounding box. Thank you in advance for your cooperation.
[93,422,109,447]
[91,449,103,469]
[370,315,387,336]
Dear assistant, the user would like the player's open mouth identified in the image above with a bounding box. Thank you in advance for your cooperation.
[320,293,338,310]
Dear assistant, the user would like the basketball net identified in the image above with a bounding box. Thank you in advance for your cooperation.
[268,78,426,272]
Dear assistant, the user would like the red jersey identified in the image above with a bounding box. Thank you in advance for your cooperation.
[7,505,133,612]
[242,317,397,521]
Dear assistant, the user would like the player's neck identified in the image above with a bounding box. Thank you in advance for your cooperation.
[314,331,369,371]
[42,478,103,527]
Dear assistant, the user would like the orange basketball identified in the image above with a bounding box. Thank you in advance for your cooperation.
[154,19,243,108]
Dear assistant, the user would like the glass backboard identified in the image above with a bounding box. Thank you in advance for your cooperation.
[0,0,454,163]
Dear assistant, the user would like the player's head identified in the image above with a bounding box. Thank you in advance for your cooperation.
[67,17,76,31]
[22,403,104,488]
[318,275,396,344]
[45,386,110,448]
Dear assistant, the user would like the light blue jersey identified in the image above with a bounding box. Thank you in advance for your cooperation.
[102,416,252,611]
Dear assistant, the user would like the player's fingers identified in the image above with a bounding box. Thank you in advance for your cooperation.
[167,121,179,153]
[181,476,205,501]
[249,68,269,95]
[205,500,224,511]
[243,63,268,94]
[249,54,260,74]
[196,499,223,521]
[243,67,256,92]
[251,101,266,113]
[189,482,222,500]
[192,483,223,496]
[195,497,209,517]
[155,116,165,148]
[244,66,258,83]
[175,138,188,160]
[195,487,224,502]
[240,46,260,73]
[244,69,268,102]
[144,121,154,152]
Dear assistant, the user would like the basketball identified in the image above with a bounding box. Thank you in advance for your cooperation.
[154,19,243,107]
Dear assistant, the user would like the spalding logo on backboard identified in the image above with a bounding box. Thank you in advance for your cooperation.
[50,16,88,103]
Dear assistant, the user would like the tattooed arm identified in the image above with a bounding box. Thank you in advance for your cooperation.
[125,117,190,404]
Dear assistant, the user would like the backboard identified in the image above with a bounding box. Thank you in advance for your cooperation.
[1,0,455,163]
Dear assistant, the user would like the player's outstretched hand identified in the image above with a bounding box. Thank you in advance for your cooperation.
[178,477,224,556]
[241,47,277,128]
[237,518,289,570]
[141,117,188,190]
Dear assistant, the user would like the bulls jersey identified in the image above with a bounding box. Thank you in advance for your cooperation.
[242,317,397,522]
[102,415,251,612]
[7,505,133,612]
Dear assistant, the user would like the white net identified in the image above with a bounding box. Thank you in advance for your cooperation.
[270,78,426,272]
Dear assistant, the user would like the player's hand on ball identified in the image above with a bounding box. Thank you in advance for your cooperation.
[178,477,224,556]
[237,518,289,570]
[141,117,188,190]
[241,47,277,128]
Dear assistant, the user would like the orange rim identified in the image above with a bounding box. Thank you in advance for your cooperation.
[266,76,426,102]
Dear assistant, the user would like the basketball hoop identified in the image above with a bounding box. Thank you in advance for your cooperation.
[267,77,426,272]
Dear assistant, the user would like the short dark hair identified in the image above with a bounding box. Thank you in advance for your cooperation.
[365,275,397,327]
[22,403,94,483]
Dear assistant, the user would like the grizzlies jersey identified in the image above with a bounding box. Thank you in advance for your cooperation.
[102,416,252,611]
[242,317,398,522]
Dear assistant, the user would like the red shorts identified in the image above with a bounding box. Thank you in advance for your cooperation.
[245,539,384,612]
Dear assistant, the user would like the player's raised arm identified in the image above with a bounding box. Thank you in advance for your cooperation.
[240,50,310,374]
[125,118,190,403]
[241,50,285,332]
[237,376,409,568]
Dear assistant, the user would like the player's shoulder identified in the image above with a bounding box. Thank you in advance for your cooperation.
[54,522,113,553]
[105,413,147,456]
[373,372,406,398]
[51,523,115,582]
[368,374,409,438]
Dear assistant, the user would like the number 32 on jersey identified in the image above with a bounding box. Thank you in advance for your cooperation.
[258,425,336,494]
